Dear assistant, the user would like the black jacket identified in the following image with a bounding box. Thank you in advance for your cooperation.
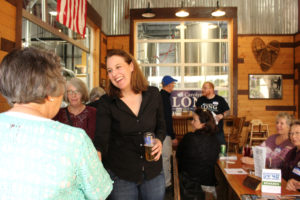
[94,86,166,183]
[160,89,176,139]
[177,130,220,186]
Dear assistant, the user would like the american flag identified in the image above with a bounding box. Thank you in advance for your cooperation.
[56,0,87,37]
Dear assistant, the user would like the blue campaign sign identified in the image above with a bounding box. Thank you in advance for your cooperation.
[170,90,201,111]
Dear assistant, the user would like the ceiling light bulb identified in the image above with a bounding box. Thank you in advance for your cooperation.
[175,10,189,17]
[211,1,226,17]
[175,1,189,17]
[211,9,225,17]
[142,2,156,18]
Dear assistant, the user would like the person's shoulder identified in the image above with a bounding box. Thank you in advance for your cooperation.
[86,105,97,111]
[49,120,90,142]
[148,86,159,92]
[146,86,160,96]
[215,94,226,100]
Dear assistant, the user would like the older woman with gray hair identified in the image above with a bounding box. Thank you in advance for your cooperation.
[0,48,112,199]
[241,112,294,168]
[54,77,97,141]
[87,86,106,108]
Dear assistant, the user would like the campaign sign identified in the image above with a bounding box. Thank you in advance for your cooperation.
[170,90,201,112]
[261,169,281,194]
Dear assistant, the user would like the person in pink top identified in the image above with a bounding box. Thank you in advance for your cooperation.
[241,112,294,168]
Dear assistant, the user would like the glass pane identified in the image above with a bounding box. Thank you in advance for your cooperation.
[142,66,181,88]
[183,65,229,93]
[184,21,228,39]
[137,22,180,40]
[185,42,228,63]
[137,43,181,64]
[24,1,90,49]
[22,18,90,89]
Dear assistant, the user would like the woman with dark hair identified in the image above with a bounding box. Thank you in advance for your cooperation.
[0,48,112,199]
[94,49,166,200]
[177,108,220,199]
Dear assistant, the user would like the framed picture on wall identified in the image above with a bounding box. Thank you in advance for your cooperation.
[249,74,282,99]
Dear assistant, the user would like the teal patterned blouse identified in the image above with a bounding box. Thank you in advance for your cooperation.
[0,112,113,200]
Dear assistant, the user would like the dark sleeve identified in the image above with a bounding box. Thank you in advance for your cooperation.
[176,135,186,161]
[160,92,176,139]
[86,106,97,141]
[218,96,229,114]
[94,96,112,157]
[52,108,64,122]
[154,88,166,143]
[195,97,202,108]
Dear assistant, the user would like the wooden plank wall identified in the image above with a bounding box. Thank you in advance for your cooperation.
[100,32,108,90]
[107,35,130,52]
[238,35,295,136]
[0,0,18,112]
[100,35,130,91]
[295,33,300,119]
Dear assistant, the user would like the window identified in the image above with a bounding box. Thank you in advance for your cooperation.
[135,21,230,102]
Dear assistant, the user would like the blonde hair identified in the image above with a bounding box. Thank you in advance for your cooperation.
[65,78,89,103]
[203,81,215,90]
[276,112,293,127]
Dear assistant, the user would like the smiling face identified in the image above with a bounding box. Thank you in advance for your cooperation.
[276,117,290,136]
[107,55,134,92]
[202,82,214,97]
[67,84,83,107]
[191,113,205,131]
[289,124,300,149]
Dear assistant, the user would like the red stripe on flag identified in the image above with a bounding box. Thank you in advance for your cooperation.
[56,0,87,37]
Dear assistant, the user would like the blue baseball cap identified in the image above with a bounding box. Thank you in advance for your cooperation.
[162,75,177,86]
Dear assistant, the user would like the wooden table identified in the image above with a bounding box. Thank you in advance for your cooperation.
[216,154,299,200]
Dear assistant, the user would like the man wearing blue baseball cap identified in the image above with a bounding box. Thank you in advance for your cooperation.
[160,75,178,193]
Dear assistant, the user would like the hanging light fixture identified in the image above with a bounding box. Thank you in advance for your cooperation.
[142,2,156,18]
[175,1,189,17]
[211,1,226,17]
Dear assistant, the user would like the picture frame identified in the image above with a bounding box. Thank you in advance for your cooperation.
[249,74,282,99]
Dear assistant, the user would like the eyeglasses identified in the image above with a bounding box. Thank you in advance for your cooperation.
[67,90,80,95]
[289,132,300,136]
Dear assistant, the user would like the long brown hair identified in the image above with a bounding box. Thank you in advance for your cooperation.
[194,108,218,134]
[105,49,148,98]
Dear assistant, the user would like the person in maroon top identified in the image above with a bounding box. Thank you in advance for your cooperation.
[53,77,96,141]
[282,120,300,191]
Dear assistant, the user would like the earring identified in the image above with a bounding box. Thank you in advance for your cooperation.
[49,98,54,102]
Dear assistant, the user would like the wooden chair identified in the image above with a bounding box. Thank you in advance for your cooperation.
[249,119,269,146]
[173,117,189,141]
[225,116,246,153]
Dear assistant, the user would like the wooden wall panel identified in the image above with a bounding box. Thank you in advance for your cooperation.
[238,35,294,135]
[295,33,300,118]
[0,0,17,113]
[100,32,108,90]
[107,35,130,52]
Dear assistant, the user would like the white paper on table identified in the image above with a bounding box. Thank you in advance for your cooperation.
[219,155,238,161]
[261,169,281,194]
[253,146,266,178]
[224,168,247,175]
